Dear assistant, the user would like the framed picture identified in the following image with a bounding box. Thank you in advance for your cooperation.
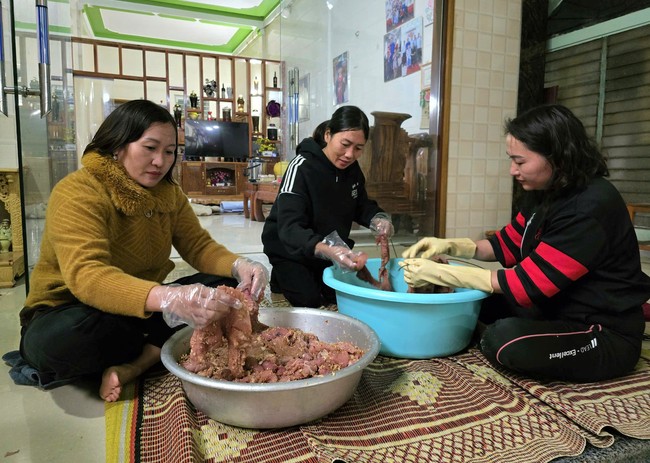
[421,62,432,89]
[385,0,415,32]
[401,17,423,76]
[383,28,402,81]
[333,52,349,105]
[425,0,434,25]
[298,73,310,122]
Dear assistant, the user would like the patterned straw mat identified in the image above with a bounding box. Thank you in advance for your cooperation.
[105,316,650,463]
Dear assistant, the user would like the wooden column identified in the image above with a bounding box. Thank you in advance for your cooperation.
[368,111,411,182]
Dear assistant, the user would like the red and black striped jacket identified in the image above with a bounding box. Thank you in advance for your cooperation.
[489,177,650,334]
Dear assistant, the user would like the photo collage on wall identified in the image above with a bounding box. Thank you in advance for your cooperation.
[383,0,423,82]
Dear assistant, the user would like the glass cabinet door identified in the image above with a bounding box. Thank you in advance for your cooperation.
[0,1,75,290]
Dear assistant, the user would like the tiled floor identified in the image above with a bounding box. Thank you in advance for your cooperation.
[1,211,648,462]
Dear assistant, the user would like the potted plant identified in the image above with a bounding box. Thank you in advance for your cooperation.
[256,137,276,157]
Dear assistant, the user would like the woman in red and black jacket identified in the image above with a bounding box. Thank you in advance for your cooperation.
[401,104,650,382]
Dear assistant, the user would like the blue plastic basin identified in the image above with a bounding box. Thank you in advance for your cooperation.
[323,258,489,358]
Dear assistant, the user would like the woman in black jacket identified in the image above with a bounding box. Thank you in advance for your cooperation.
[262,106,393,307]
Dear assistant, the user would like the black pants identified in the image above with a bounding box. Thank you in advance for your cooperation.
[268,257,336,308]
[20,273,237,386]
[478,294,644,382]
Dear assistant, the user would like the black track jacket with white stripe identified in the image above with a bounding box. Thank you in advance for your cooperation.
[262,137,383,262]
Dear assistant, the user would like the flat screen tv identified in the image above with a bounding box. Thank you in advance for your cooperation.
[184,120,250,161]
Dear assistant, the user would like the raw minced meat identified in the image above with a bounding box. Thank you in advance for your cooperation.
[179,285,365,383]
[181,325,364,383]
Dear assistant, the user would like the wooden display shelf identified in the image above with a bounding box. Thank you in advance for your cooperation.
[181,161,247,202]
[205,185,237,196]
[188,194,243,205]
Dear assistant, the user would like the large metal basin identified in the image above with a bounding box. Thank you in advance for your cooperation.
[161,307,380,429]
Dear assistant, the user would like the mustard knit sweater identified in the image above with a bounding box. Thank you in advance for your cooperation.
[20,152,239,325]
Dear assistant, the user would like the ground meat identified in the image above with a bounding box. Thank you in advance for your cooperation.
[180,286,365,383]
[181,286,261,378]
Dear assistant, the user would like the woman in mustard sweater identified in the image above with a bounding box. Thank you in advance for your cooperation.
[14,99,267,401]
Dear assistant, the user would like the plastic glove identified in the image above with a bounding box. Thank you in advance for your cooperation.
[402,237,477,259]
[399,258,493,293]
[369,213,394,239]
[231,257,269,301]
[158,283,242,329]
[315,230,367,273]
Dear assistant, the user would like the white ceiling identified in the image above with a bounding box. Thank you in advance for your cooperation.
[77,0,284,54]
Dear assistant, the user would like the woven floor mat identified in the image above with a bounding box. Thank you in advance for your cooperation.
[105,342,650,463]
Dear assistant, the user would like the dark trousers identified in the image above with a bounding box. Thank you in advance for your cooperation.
[20,273,237,386]
[479,294,644,382]
[268,257,336,308]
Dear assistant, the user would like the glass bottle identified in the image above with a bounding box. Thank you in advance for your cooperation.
[273,72,278,88]
[221,83,226,98]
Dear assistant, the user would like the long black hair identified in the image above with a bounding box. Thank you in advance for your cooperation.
[313,105,370,148]
[84,99,178,183]
[505,104,608,199]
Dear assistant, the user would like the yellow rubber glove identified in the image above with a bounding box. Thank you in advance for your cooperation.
[399,259,493,293]
[401,237,477,259]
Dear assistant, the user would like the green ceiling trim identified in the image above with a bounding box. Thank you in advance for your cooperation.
[117,0,281,21]
[14,21,71,35]
[84,5,253,53]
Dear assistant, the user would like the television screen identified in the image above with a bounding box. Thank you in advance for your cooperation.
[184,120,250,161]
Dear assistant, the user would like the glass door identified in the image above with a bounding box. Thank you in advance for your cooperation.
[0,0,75,292]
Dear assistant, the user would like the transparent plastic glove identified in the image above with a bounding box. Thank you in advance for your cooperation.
[369,213,394,239]
[159,283,242,329]
[315,230,367,273]
[399,259,493,293]
[231,257,269,301]
[401,237,477,259]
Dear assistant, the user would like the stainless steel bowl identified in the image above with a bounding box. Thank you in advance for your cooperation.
[161,307,380,429]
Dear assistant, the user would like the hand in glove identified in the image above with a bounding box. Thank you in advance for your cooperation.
[402,237,477,259]
[399,258,493,293]
[156,283,242,329]
[315,230,367,272]
[369,213,394,239]
[232,257,269,301]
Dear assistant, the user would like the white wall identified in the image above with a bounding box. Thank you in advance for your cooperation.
[248,0,433,144]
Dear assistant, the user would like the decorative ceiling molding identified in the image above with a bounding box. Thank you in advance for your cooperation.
[81,0,282,54]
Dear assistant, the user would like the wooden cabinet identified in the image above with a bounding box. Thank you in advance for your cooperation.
[181,161,206,196]
[180,161,247,203]
[0,170,25,287]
